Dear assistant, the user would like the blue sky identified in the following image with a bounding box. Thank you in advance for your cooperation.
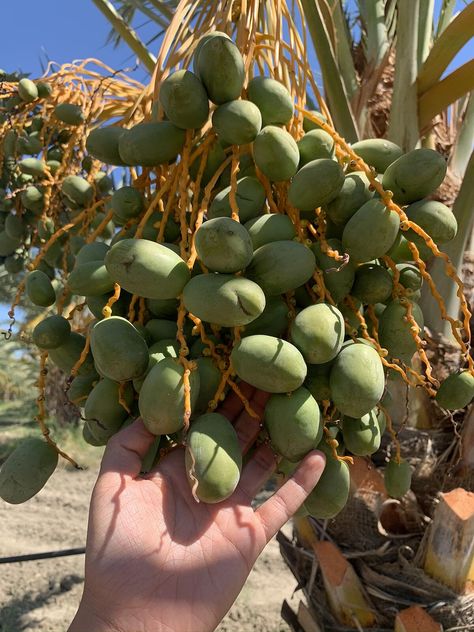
[1,2,151,84]
[0,0,472,326]
[1,1,472,81]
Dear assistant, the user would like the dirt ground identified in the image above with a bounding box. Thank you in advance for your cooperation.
[0,457,300,632]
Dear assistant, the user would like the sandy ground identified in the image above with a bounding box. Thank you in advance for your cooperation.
[0,459,298,632]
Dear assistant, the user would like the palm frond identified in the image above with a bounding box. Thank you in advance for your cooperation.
[385,0,398,40]
[418,1,474,95]
[105,0,177,46]
[417,0,434,67]
[359,0,389,67]
[435,0,456,36]
[388,0,420,150]
[326,0,358,99]
[92,0,158,72]
[420,151,474,337]
[451,92,474,177]
[301,0,359,141]
[419,60,474,130]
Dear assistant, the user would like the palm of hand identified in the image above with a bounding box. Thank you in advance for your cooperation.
[74,386,325,632]
[86,449,269,632]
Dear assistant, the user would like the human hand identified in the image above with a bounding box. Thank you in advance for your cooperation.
[69,384,325,632]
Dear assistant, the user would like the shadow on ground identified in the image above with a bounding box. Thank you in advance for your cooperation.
[0,573,83,631]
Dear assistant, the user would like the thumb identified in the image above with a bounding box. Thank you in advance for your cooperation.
[255,450,326,543]
[99,418,155,479]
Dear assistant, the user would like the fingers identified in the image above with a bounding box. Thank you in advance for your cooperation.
[144,443,184,482]
[217,383,269,454]
[255,451,326,543]
[99,418,156,479]
[232,444,277,505]
[234,390,270,454]
[218,381,255,423]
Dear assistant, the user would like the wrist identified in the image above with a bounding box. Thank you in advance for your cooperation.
[68,599,119,632]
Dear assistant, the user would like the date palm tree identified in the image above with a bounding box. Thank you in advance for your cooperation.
[92,0,474,339]
[77,2,473,627]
